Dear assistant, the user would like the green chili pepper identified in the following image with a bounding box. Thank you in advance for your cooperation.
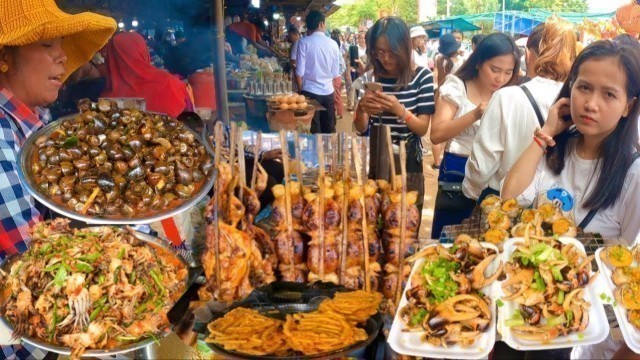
[49,301,58,342]
[78,252,101,263]
[149,270,165,295]
[75,261,94,273]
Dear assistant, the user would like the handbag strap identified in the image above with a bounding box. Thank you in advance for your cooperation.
[579,151,640,229]
[520,85,545,127]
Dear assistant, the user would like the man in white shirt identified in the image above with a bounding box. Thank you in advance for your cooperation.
[410,26,429,69]
[295,10,341,133]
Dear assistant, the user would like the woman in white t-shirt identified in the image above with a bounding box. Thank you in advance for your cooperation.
[463,19,577,202]
[430,32,520,239]
[502,38,640,360]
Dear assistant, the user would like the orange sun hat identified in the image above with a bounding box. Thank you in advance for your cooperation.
[0,0,117,81]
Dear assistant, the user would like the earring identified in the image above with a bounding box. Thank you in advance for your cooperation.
[0,64,7,73]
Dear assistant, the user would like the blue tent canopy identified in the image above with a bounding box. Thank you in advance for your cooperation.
[493,11,543,36]
[422,17,481,33]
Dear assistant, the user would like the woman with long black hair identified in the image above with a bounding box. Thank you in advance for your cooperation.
[430,32,520,239]
[353,17,436,217]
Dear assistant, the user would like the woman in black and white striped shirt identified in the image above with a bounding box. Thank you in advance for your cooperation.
[353,17,436,215]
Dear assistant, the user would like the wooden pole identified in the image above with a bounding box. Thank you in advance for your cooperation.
[212,0,229,123]
[279,130,295,274]
[317,134,326,280]
[340,135,350,285]
[236,130,247,230]
[331,133,338,178]
[395,140,408,306]
[250,132,262,191]
[352,137,370,292]
[294,131,304,194]
[213,122,223,293]
[228,123,237,221]
[385,126,397,191]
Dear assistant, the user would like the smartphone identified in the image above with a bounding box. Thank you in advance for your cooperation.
[364,82,383,92]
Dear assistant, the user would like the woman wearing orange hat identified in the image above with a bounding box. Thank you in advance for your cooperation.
[0,1,115,357]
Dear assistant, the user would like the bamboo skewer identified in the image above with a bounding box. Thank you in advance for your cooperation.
[385,126,397,191]
[213,122,223,293]
[250,132,262,191]
[236,130,247,230]
[331,133,338,178]
[228,123,237,221]
[279,130,295,275]
[294,131,304,195]
[317,134,326,280]
[352,137,370,292]
[395,140,408,306]
[340,136,350,285]
[361,138,368,180]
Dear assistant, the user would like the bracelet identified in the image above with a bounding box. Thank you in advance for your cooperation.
[398,106,414,125]
[534,128,556,147]
[397,107,406,124]
[533,136,547,153]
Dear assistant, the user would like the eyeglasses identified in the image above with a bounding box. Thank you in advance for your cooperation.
[374,49,396,59]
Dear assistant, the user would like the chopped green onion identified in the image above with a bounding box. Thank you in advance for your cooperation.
[409,308,428,326]
[129,270,136,284]
[566,310,574,325]
[557,290,565,304]
[547,314,567,327]
[118,247,125,259]
[115,335,140,342]
[577,333,584,340]
[62,136,78,148]
[551,267,563,282]
[496,299,504,307]
[505,310,524,326]
[505,318,525,327]
[600,292,607,300]
[114,266,121,283]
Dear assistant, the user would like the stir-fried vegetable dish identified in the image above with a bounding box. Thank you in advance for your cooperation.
[502,234,594,342]
[0,219,188,359]
[399,235,502,347]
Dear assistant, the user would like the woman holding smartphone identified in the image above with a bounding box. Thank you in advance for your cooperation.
[353,16,436,216]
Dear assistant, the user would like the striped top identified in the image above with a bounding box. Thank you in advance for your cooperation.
[358,66,435,143]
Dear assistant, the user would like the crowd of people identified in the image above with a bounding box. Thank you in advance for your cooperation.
[1,0,640,358]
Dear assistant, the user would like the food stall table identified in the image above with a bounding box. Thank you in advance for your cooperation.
[245,95,327,133]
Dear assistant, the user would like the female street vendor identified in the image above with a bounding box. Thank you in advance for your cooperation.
[0,0,115,357]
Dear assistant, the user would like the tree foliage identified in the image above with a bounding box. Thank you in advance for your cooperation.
[436,0,587,17]
[327,0,419,28]
[328,0,587,28]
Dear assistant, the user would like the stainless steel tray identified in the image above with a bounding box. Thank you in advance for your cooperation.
[17,120,215,225]
[0,226,190,357]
